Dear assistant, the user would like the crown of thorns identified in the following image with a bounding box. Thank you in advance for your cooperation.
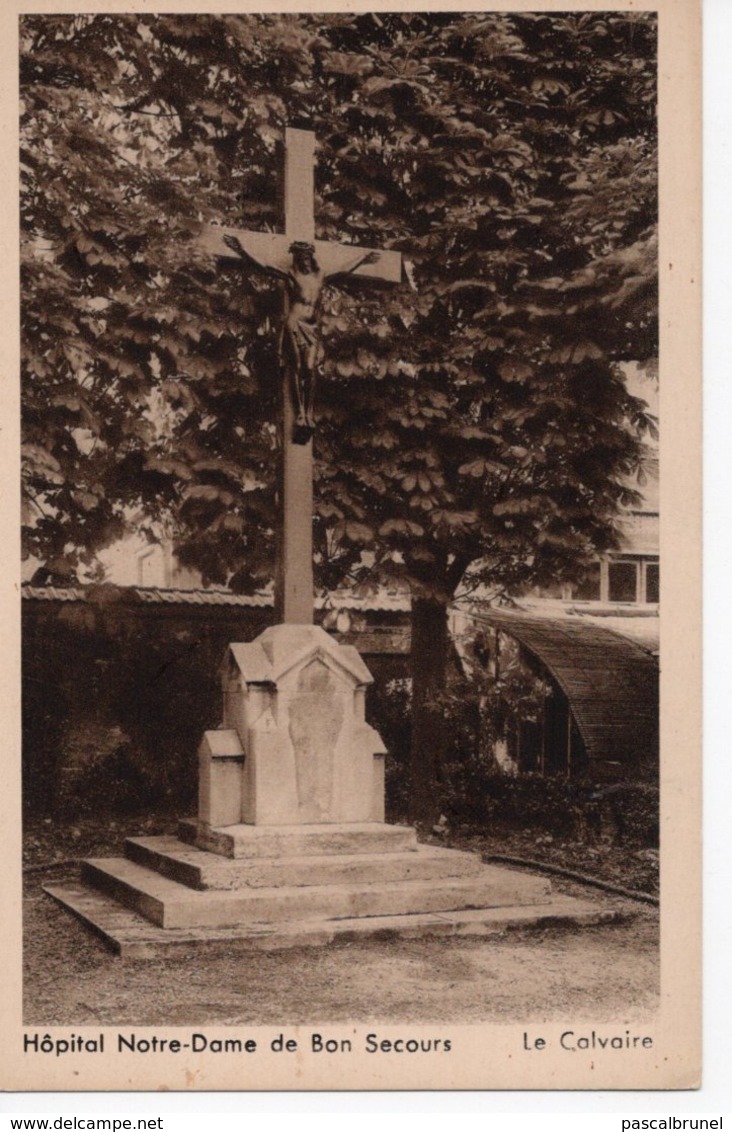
[289,241,315,254]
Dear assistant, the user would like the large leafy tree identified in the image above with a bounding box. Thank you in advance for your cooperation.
[21,13,657,819]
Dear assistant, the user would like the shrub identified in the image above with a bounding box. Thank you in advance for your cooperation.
[441,765,659,848]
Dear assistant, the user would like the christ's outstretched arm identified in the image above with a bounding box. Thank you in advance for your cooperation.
[222,233,290,281]
[325,249,380,282]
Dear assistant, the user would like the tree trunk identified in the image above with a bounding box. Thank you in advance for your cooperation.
[408,596,450,829]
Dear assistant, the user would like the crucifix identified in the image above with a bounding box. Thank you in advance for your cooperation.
[202,127,401,626]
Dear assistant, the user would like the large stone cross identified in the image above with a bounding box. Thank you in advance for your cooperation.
[202,127,401,625]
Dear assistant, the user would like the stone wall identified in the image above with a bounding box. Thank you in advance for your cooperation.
[22,587,410,819]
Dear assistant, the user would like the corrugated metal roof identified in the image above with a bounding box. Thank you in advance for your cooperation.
[468,608,658,771]
[21,584,411,613]
[21,585,271,607]
[505,597,660,656]
[570,614,659,656]
[23,586,86,603]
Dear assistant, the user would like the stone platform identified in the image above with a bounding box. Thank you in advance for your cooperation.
[45,820,627,956]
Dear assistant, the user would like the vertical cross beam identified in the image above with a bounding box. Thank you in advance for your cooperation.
[276,128,316,624]
[203,126,400,625]
[285,128,315,242]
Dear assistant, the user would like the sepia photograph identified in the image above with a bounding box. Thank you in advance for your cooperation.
[4,0,701,1093]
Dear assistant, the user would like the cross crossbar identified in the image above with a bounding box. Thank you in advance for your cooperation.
[201,226,402,284]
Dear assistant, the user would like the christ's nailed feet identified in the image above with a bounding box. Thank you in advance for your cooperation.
[292,419,314,445]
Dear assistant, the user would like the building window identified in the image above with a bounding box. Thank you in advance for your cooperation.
[603,558,659,604]
[645,562,660,603]
[608,560,638,603]
[572,563,602,601]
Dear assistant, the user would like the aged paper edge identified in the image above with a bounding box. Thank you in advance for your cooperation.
[0,0,702,1093]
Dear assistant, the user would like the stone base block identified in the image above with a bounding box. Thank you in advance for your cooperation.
[178,818,419,859]
[212,625,386,825]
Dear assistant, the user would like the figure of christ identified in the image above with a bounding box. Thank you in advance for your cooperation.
[223,235,379,444]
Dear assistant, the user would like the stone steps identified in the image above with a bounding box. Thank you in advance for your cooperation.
[81,855,552,930]
[125,835,484,891]
[48,817,625,955]
[45,879,626,959]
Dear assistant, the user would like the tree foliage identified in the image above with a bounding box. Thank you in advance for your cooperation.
[21,11,657,593]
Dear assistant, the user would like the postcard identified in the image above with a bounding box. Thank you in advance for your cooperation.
[1,0,701,1093]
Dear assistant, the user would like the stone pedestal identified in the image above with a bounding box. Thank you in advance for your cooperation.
[197,625,386,832]
[45,624,625,955]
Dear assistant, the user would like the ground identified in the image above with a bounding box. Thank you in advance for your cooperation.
[23,815,659,1027]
